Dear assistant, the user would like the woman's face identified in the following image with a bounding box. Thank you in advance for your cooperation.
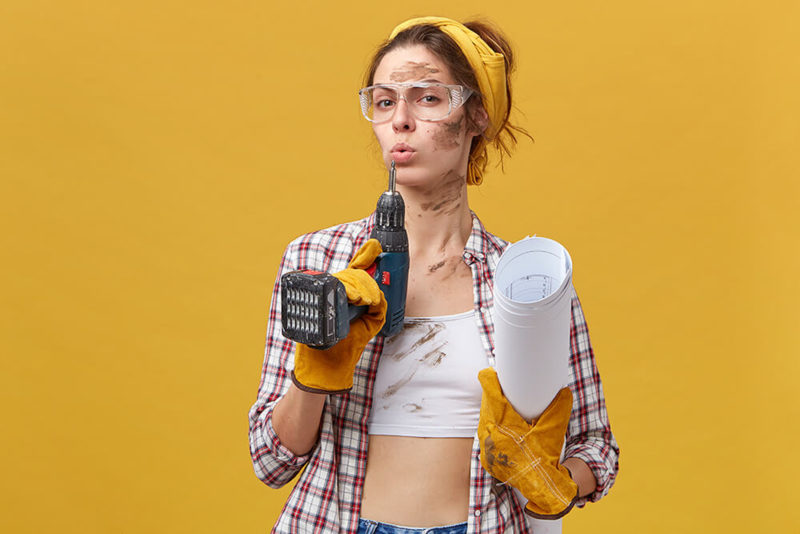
[371,44,479,188]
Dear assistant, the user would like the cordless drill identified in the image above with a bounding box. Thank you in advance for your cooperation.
[280,162,410,349]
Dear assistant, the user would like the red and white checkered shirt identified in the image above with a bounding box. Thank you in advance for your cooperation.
[249,212,619,533]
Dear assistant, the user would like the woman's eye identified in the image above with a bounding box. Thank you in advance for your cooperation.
[419,94,442,105]
[375,98,395,109]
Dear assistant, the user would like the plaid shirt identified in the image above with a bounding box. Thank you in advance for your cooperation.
[249,212,619,533]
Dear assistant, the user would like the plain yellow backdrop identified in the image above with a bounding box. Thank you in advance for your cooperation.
[2,1,798,532]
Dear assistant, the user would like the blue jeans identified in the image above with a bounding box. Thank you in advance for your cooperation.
[357,518,468,534]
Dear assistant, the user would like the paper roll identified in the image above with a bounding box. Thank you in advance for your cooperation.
[492,236,573,421]
[512,439,567,533]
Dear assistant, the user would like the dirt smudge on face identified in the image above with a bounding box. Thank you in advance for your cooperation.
[389,62,440,82]
[432,115,464,151]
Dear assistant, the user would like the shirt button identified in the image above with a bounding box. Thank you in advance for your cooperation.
[474,509,481,517]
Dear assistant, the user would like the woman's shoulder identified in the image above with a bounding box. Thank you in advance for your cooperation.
[282,214,373,271]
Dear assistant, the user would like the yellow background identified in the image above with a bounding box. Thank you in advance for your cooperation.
[2,1,798,532]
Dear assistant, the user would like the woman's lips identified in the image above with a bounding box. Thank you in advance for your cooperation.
[391,150,415,163]
[390,144,415,163]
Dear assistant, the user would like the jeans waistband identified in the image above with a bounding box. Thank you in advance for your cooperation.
[357,518,468,534]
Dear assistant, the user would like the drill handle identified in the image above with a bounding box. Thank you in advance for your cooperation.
[348,304,369,322]
[371,251,409,337]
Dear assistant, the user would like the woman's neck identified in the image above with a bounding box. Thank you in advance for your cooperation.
[396,169,472,260]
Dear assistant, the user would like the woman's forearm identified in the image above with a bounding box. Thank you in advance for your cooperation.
[562,457,597,498]
[272,383,327,456]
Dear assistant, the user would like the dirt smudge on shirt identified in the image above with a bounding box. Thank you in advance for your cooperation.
[382,367,419,398]
[385,322,425,345]
[403,403,423,412]
[419,343,447,366]
[390,322,444,360]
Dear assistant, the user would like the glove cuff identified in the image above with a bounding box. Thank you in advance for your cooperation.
[291,343,356,395]
[290,369,352,395]
[524,493,578,520]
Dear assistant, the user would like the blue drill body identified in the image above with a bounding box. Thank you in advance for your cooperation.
[371,250,409,337]
[280,162,409,348]
[367,161,409,337]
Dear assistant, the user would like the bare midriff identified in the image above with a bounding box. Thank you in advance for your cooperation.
[360,435,474,527]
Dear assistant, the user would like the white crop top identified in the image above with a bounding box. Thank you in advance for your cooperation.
[369,310,489,438]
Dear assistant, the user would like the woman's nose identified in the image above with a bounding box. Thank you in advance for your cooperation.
[391,98,415,132]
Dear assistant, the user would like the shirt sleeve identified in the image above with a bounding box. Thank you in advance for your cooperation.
[564,289,620,507]
[248,243,314,488]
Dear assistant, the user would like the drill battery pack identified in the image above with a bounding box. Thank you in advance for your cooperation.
[280,270,367,350]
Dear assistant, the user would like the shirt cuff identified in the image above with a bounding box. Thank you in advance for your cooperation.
[264,404,313,467]
[564,445,615,507]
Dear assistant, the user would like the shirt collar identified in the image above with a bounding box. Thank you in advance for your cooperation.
[463,210,489,264]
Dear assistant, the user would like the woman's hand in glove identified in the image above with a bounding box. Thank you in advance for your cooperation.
[290,239,387,394]
[477,367,578,519]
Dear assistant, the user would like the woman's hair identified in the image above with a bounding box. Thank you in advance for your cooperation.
[364,20,530,179]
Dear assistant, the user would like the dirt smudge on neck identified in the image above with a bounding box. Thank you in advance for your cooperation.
[420,171,465,213]
[442,201,462,216]
[448,258,461,277]
[428,260,446,273]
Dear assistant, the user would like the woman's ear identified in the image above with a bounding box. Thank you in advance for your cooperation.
[469,106,490,137]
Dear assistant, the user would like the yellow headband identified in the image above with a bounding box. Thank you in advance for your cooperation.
[389,17,509,184]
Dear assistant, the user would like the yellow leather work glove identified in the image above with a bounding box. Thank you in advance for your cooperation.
[291,239,387,394]
[477,367,578,519]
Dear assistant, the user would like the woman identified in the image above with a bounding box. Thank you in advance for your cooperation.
[249,16,619,534]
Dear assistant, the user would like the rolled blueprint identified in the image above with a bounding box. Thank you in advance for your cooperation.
[514,484,565,533]
[493,236,573,422]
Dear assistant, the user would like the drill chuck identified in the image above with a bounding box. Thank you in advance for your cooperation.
[371,161,408,253]
[368,162,409,337]
[371,192,408,252]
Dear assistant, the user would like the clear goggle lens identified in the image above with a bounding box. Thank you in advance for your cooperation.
[359,83,471,123]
